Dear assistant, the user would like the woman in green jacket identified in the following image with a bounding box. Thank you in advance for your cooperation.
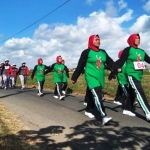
[61,59,69,95]
[72,34,118,125]
[116,33,150,122]
[114,50,136,116]
[31,58,49,96]
[46,56,65,100]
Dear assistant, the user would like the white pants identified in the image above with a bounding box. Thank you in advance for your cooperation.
[10,76,17,87]
[19,75,27,88]
[0,76,3,87]
[2,74,10,88]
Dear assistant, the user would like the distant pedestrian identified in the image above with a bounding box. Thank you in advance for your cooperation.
[18,62,30,89]
[0,62,4,88]
[61,59,69,95]
[10,64,19,88]
[1,59,12,90]
[31,58,50,96]
[45,56,65,100]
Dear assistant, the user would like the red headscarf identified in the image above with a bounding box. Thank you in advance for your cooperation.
[127,34,140,48]
[37,58,42,65]
[118,50,123,58]
[88,34,100,51]
[56,55,61,64]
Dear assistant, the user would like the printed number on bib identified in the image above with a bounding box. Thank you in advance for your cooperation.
[5,66,9,69]
[133,61,145,70]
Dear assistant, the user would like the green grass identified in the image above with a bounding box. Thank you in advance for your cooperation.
[19,70,150,103]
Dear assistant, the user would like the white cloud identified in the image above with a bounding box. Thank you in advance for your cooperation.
[129,14,150,53]
[118,0,127,10]
[104,0,117,17]
[143,0,150,12]
[1,6,150,69]
[129,15,150,33]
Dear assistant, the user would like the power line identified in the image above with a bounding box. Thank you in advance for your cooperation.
[0,0,70,44]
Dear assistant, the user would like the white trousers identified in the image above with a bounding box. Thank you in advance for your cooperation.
[2,75,10,88]
[0,76,3,87]
[10,76,17,87]
[19,75,27,88]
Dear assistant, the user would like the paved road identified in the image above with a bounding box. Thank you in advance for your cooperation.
[0,87,150,150]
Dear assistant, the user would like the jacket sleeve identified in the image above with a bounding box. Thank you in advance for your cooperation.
[18,67,21,75]
[64,65,69,78]
[9,66,12,75]
[116,47,130,68]
[45,63,55,74]
[1,66,4,75]
[26,67,30,75]
[45,65,51,70]
[144,53,150,64]
[31,65,37,79]
[71,49,90,82]
[108,59,119,81]
[105,64,112,71]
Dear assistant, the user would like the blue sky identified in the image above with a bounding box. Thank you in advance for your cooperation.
[0,0,150,68]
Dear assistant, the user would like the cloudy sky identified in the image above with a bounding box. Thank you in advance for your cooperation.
[0,0,150,69]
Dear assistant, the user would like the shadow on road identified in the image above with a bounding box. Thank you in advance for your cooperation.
[0,88,36,99]
[0,119,150,150]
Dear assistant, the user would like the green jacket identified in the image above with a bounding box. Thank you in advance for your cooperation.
[31,64,49,82]
[117,47,150,81]
[46,63,69,83]
[72,48,117,89]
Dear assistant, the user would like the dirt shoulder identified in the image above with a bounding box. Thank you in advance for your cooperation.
[0,101,41,150]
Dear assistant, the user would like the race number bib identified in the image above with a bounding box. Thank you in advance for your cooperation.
[5,66,9,69]
[133,61,145,70]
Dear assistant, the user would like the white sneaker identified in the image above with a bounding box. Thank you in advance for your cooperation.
[54,95,59,99]
[102,116,112,125]
[37,93,43,96]
[133,101,138,106]
[59,95,65,100]
[123,110,136,116]
[62,91,66,95]
[114,101,122,105]
[83,102,87,106]
[102,97,105,101]
[146,113,150,121]
[85,111,95,118]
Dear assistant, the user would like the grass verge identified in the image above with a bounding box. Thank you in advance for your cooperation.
[0,101,40,150]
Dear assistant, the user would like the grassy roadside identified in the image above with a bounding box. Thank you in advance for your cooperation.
[24,70,150,102]
[0,101,40,150]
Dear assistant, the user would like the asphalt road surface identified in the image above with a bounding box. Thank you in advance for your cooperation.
[0,87,150,150]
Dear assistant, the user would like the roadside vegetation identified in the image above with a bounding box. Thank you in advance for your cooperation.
[0,102,39,150]
[24,70,150,102]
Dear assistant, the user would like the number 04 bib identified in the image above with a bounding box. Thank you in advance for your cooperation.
[133,61,145,70]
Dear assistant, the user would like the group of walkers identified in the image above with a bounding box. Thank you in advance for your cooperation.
[0,60,30,90]
[0,56,69,102]
[31,56,69,100]
[1,33,150,125]
[71,33,150,125]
